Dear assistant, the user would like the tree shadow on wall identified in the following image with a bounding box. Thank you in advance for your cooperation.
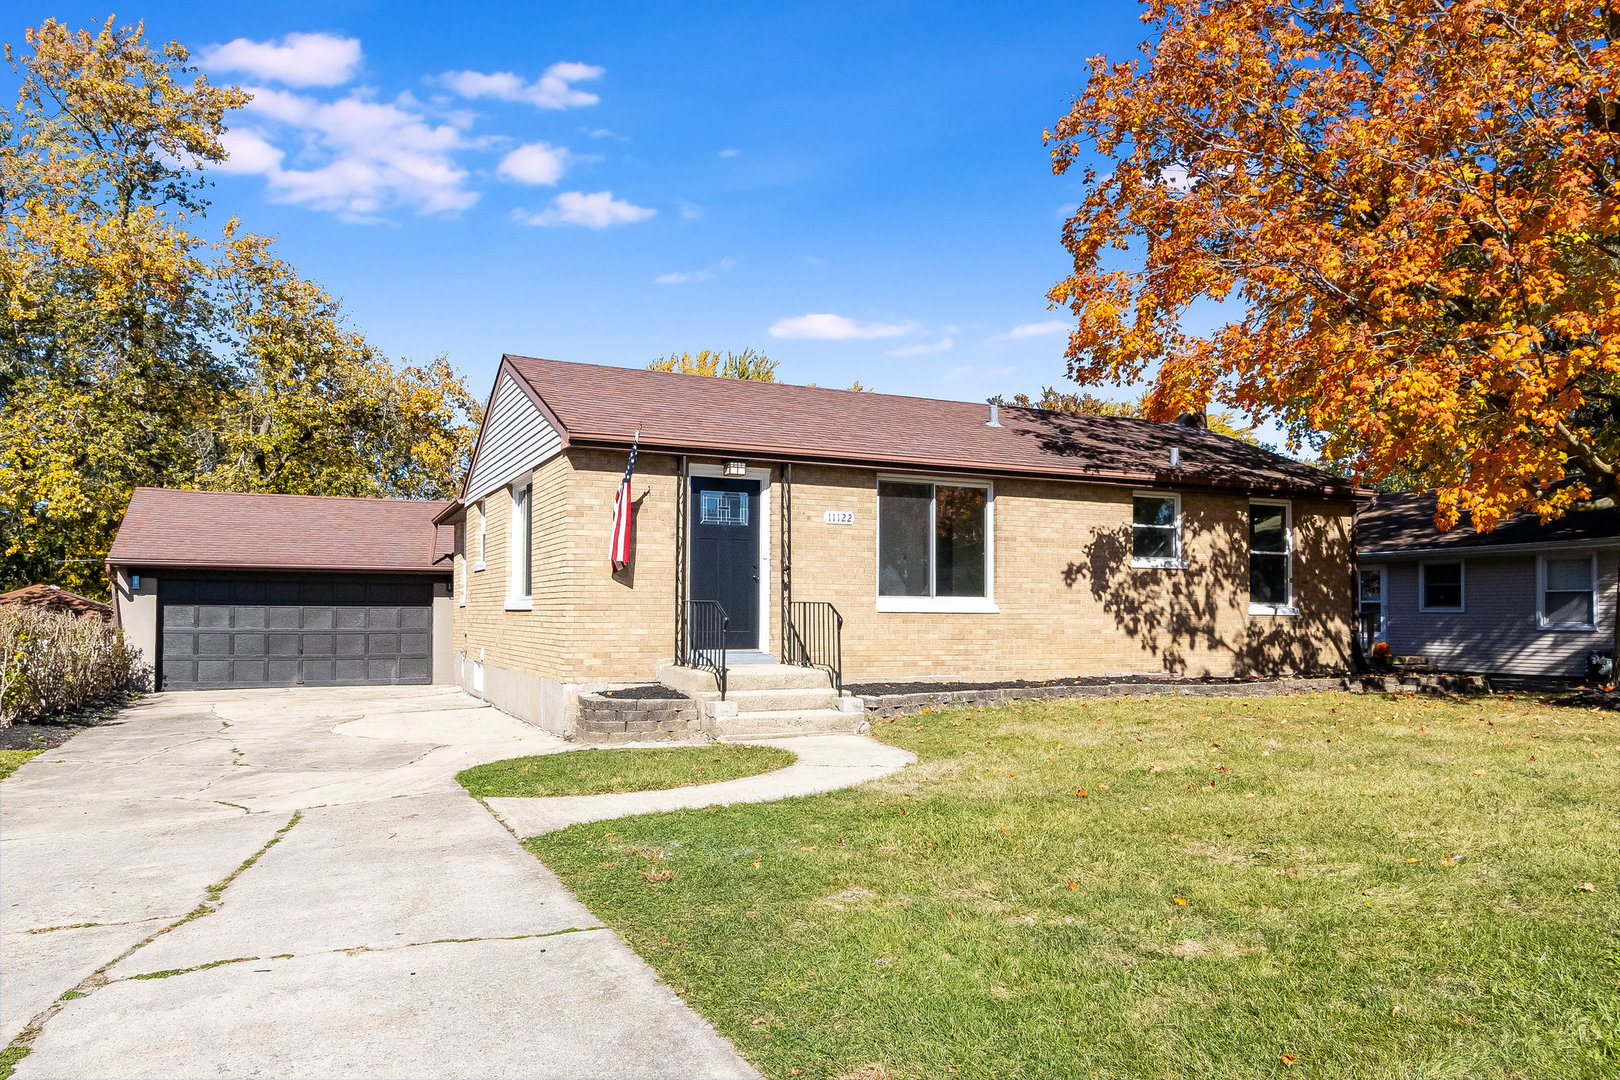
[1065,506,1349,676]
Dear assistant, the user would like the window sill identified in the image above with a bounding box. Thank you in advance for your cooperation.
[1538,622,1598,632]
[1132,558,1186,570]
[1417,606,1464,614]
[1248,603,1299,617]
[504,598,532,611]
[458,600,466,608]
[877,596,1000,614]
[472,561,486,573]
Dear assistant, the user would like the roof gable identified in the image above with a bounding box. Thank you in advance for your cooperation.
[463,370,565,502]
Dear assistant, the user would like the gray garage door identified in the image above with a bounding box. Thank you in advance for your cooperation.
[159,575,434,690]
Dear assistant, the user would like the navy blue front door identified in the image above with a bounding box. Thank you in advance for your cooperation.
[690,477,760,650]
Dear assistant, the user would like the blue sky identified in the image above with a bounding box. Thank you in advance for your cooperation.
[13,2,1163,409]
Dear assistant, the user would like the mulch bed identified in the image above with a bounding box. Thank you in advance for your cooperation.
[0,695,138,752]
[597,685,690,701]
[846,674,1335,697]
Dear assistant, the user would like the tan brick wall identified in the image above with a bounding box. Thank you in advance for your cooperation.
[454,452,1355,686]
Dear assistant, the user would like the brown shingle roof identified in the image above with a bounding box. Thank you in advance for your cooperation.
[0,584,112,621]
[107,489,453,574]
[501,355,1356,498]
[1359,491,1620,554]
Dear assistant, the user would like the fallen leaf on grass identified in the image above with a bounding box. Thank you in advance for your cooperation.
[1148,763,1163,773]
[1472,769,1486,775]
[1405,858,1419,863]
[1068,881,1077,890]
[1078,788,1088,797]
[751,858,762,869]
[1172,896,1188,906]
[1280,1054,1297,1067]
[1578,882,1595,892]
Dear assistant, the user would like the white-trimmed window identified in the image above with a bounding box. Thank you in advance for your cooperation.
[1539,554,1597,630]
[458,546,467,607]
[507,481,532,610]
[876,478,996,613]
[1248,500,1295,615]
[473,500,486,571]
[1419,561,1464,612]
[1132,492,1183,568]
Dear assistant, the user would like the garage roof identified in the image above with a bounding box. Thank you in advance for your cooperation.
[108,488,454,574]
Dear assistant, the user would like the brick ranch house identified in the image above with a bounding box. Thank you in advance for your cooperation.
[435,356,1360,735]
[105,356,1363,730]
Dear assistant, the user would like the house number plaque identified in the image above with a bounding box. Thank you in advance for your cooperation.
[823,510,855,526]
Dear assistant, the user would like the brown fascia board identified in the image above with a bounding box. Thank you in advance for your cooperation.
[433,499,466,526]
[104,558,451,575]
[564,433,1359,501]
[456,357,574,501]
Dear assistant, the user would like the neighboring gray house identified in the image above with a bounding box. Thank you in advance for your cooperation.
[1357,492,1619,678]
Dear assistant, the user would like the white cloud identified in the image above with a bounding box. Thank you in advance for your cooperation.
[442,62,604,109]
[1002,320,1069,340]
[497,141,571,185]
[216,128,285,175]
[228,87,476,219]
[887,338,953,357]
[514,190,655,228]
[769,313,918,341]
[654,257,738,285]
[200,32,362,87]
[718,147,741,158]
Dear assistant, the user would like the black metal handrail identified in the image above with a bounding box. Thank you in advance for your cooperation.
[786,601,843,696]
[683,599,728,699]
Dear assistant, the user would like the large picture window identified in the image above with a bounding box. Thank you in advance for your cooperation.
[877,480,993,612]
[1539,554,1597,629]
[1248,501,1294,614]
[1419,561,1463,612]
[1132,493,1182,568]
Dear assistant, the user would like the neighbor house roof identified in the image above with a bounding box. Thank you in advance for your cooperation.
[108,488,455,574]
[489,355,1360,499]
[1359,491,1620,555]
[0,584,112,621]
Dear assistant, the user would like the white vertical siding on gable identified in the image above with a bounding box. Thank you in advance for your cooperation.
[465,374,563,502]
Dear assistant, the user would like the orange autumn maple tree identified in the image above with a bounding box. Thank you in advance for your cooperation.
[1047,0,1620,529]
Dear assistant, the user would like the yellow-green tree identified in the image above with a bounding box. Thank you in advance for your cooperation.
[648,348,778,381]
[0,19,479,597]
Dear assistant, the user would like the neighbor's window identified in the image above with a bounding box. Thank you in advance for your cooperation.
[1249,501,1293,613]
[509,482,532,604]
[1132,493,1182,567]
[1540,555,1597,629]
[1419,561,1464,611]
[877,480,991,609]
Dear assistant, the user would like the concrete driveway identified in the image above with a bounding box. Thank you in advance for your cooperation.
[0,686,756,1079]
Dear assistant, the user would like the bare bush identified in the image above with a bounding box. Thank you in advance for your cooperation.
[0,607,139,727]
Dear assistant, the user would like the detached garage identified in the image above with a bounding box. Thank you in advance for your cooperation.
[107,489,456,691]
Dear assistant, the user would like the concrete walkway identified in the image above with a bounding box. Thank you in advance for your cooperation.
[0,686,757,1079]
[484,734,916,837]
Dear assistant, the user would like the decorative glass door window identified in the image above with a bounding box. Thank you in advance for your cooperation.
[700,489,750,526]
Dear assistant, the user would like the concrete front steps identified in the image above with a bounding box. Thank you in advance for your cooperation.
[656,662,865,738]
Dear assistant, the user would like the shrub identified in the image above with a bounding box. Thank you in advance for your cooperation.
[0,607,140,726]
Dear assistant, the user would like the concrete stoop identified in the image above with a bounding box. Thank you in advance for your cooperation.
[656,662,865,739]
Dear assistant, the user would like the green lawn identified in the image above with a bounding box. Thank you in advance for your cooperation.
[0,749,43,780]
[457,743,795,798]
[528,692,1619,1080]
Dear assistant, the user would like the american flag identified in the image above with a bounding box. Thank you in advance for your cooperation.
[609,433,639,571]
